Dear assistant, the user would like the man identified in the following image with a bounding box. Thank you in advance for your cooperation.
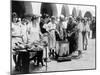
[12,12,23,71]
[55,15,67,57]
[66,16,78,54]
[46,16,57,58]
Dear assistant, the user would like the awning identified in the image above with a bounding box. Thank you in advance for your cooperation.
[12,1,25,18]
[41,3,58,17]
[84,11,92,20]
[72,7,77,18]
[61,5,70,17]
[78,10,82,18]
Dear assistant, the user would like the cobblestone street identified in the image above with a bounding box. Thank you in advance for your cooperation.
[12,39,96,74]
[46,39,96,72]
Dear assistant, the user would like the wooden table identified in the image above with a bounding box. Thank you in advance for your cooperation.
[13,48,41,73]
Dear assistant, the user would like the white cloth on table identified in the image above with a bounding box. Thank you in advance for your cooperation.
[12,22,22,54]
[12,22,22,36]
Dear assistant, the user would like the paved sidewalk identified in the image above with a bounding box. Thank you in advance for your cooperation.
[11,39,96,74]
[46,39,96,72]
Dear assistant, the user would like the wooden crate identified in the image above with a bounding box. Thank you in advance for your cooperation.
[55,41,69,57]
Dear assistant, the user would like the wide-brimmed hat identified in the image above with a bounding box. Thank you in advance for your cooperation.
[32,14,41,19]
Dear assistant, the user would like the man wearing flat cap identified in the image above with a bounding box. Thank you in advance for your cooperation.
[12,12,23,71]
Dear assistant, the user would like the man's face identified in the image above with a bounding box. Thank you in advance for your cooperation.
[21,18,26,25]
[69,18,72,23]
[13,17,17,23]
[44,18,49,23]
[51,19,56,23]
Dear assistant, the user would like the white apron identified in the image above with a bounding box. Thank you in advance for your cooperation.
[77,22,84,51]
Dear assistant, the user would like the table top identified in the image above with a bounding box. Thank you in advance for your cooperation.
[13,48,43,53]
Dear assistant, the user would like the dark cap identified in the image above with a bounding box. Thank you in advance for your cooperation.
[42,14,49,19]
[12,12,18,18]
[76,17,81,21]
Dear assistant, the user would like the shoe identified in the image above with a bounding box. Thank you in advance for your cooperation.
[42,64,45,66]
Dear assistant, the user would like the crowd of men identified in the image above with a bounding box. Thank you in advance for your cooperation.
[11,12,96,71]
